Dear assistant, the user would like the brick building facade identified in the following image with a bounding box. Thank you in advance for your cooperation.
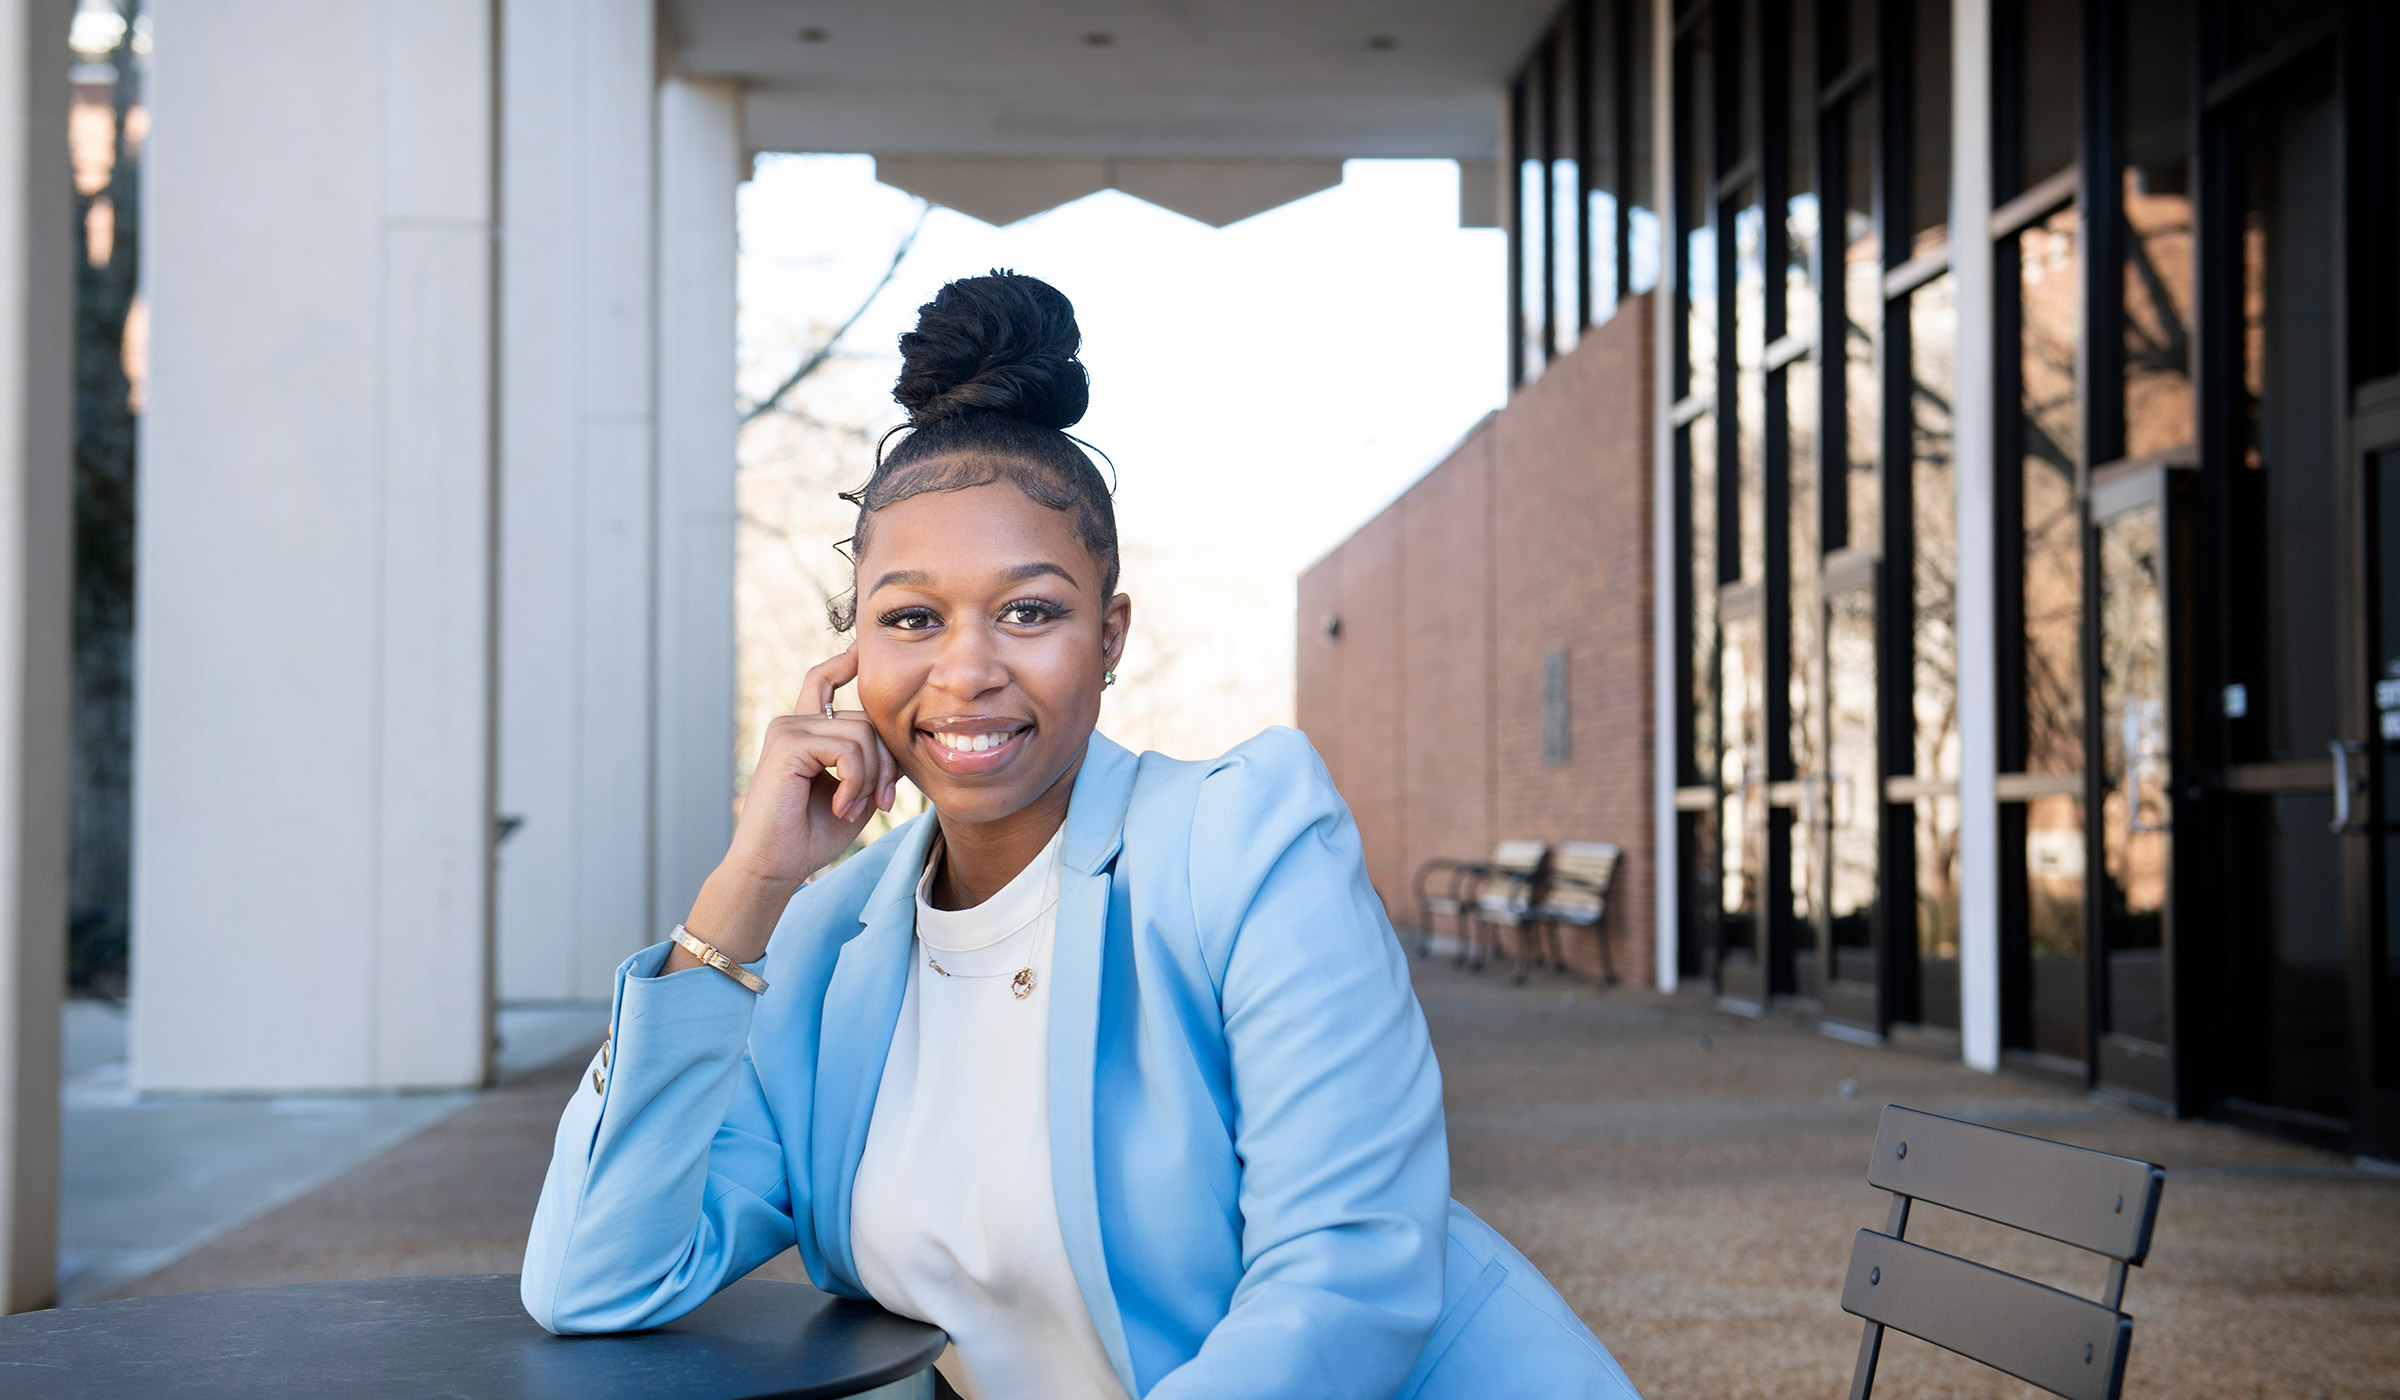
[1298,296,1653,986]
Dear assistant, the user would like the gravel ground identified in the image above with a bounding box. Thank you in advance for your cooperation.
[105,956,2400,1398]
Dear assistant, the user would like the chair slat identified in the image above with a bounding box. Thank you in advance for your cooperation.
[1842,1231,2131,1400]
[1868,1107,2165,1264]
[1489,839,1547,873]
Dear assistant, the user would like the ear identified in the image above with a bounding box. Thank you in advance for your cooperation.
[1102,592,1133,671]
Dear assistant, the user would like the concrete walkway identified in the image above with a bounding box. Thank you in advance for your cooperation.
[78,964,2400,1398]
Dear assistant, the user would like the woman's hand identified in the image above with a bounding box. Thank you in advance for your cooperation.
[672,647,899,968]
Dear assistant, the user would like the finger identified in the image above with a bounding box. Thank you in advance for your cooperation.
[796,644,860,719]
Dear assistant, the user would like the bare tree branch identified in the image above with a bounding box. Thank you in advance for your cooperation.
[742,200,931,426]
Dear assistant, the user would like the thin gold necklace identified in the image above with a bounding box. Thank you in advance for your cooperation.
[921,845,1051,1000]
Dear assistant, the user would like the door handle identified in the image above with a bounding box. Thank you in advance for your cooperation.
[2329,739,2370,834]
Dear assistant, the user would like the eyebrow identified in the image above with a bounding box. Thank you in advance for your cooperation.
[869,561,1081,594]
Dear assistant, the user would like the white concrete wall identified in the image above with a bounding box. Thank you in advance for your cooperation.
[0,0,71,1312]
[496,0,660,1003]
[133,0,494,1092]
[651,77,743,937]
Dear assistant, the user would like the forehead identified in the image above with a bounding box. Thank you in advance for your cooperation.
[860,481,1095,589]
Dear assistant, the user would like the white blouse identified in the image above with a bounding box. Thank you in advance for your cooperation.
[850,826,1127,1400]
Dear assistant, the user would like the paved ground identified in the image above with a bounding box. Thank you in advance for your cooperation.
[88,962,2400,1398]
[59,1000,606,1303]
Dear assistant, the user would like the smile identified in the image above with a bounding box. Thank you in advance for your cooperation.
[919,721,1031,776]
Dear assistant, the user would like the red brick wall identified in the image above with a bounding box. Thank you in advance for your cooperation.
[1296,296,1655,986]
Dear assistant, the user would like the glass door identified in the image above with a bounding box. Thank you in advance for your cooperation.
[1820,550,1881,1032]
[2091,467,2178,1106]
[1718,583,1769,1007]
[2363,387,2400,1162]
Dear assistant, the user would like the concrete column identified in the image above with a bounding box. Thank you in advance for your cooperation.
[496,0,657,1002]
[651,77,742,935]
[0,0,71,1313]
[133,0,494,1092]
[1951,0,2000,1071]
[1649,0,1679,992]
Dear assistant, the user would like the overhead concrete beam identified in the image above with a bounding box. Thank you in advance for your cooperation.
[872,156,1110,228]
[0,0,71,1316]
[1108,158,1342,227]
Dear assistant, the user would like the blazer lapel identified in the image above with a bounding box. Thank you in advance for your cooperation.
[810,813,935,1292]
[1048,735,1143,1395]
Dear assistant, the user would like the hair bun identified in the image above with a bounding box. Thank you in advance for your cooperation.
[893,270,1089,431]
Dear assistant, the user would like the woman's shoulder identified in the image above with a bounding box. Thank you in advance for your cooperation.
[1123,725,1344,823]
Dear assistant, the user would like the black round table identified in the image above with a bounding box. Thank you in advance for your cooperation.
[0,1274,947,1399]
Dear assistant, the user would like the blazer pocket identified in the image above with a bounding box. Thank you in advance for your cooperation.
[1395,1257,1508,1400]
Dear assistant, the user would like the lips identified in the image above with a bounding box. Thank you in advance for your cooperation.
[917,719,1032,777]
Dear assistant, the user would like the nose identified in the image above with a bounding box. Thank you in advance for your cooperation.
[924,616,1009,702]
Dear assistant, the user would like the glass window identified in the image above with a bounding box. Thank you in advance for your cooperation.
[1680,28,1719,402]
[1722,606,1767,968]
[2230,70,2340,764]
[1835,88,1880,550]
[1736,195,1768,582]
[1827,583,1879,983]
[1627,0,1662,296]
[2119,0,2193,458]
[2023,793,2088,1059]
[1518,57,1553,383]
[1589,0,1623,324]
[1686,415,1721,781]
[2097,500,2168,1046]
[1551,11,1583,352]
[1910,273,1957,785]
[1907,0,1952,256]
[2006,0,2080,199]
[1917,794,1962,1028]
[2019,208,2082,775]
[1786,0,1820,351]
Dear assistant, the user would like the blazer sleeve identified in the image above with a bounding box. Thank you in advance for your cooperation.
[519,942,799,1334]
[1146,728,1451,1400]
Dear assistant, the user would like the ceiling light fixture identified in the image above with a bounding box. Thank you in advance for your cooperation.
[799,27,829,42]
[1366,34,1398,50]
[1082,31,1114,47]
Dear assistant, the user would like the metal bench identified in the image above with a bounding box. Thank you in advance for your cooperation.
[1411,856,1485,959]
[1841,1105,2167,1400]
[1522,840,1622,985]
[1463,839,1548,973]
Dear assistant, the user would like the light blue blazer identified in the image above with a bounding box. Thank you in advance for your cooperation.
[522,728,1640,1400]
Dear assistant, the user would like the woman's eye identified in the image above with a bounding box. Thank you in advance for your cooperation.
[878,608,939,631]
[1001,601,1063,627]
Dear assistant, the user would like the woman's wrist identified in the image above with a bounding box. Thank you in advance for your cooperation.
[668,864,804,970]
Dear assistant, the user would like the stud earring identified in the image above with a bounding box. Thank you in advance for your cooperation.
[1103,670,1117,688]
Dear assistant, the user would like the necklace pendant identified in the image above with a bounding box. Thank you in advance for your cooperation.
[1011,968,1035,1000]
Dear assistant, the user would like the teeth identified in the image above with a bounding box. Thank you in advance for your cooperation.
[933,730,1015,754]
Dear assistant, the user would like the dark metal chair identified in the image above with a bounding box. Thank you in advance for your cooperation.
[1411,856,1485,959]
[1522,840,1622,985]
[1841,1105,2167,1400]
[1463,840,1548,972]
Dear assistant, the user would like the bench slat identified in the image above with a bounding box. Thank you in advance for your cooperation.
[1869,1107,2164,1263]
[1842,1231,2131,1400]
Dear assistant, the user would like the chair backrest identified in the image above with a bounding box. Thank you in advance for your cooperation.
[1540,842,1621,917]
[1840,1106,2166,1400]
[1476,840,1548,906]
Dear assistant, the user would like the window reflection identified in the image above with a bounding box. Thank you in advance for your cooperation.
[1827,585,1878,984]
[1839,91,1880,550]
[1687,416,1719,780]
[1520,152,1549,383]
[2098,501,2167,1046]
[1911,274,1958,786]
[1721,608,1766,966]
[2120,0,2193,457]
[1917,794,1961,1029]
[1907,0,1951,257]
[1554,155,1581,351]
[1736,198,1767,583]
[2020,210,2082,775]
[2025,794,2087,1060]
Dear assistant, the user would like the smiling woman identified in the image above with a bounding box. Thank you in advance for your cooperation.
[520,273,1642,1400]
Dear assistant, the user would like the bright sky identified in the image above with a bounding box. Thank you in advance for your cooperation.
[737,155,1505,758]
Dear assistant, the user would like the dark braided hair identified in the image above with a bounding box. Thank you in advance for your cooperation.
[828,271,1119,631]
